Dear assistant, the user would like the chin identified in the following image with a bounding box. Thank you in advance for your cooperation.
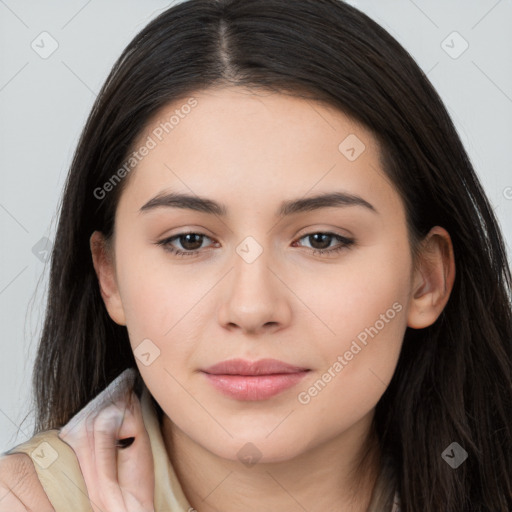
[201,431,310,465]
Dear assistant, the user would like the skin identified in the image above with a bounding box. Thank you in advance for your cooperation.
[90,86,455,512]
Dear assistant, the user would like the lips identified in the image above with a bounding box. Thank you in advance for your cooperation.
[202,358,309,376]
[201,358,310,400]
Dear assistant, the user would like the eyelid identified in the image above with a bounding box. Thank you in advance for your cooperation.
[161,231,216,251]
[157,225,216,239]
[294,224,353,239]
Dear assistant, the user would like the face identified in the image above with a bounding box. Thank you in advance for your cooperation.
[93,86,437,464]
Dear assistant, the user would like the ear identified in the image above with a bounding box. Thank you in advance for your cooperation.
[90,231,126,326]
[407,226,456,329]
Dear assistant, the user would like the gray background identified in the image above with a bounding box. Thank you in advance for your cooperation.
[1,0,511,452]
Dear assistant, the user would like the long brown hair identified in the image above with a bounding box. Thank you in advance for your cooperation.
[29,1,512,510]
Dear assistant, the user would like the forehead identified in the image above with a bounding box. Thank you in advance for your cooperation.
[118,86,400,219]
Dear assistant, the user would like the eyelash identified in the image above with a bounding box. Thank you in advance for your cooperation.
[155,231,355,258]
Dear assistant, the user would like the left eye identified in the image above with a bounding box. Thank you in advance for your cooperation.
[156,231,354,257]
[157,232,214,255]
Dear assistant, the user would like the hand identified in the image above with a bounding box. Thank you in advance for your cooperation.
[58,388,155,512]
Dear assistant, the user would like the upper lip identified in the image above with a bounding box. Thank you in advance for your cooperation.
[202,358,309,376]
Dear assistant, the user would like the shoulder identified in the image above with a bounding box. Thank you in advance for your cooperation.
[0,452,54,511]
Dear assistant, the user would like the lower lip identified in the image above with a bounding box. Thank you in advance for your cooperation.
[202,371,309,401]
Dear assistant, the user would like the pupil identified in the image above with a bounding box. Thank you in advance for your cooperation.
[181,234,203,250]
[310,233,331,250]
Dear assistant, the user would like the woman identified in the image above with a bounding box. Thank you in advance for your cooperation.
[1,0,511,510]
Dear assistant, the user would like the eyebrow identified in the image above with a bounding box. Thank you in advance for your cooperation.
[139,190,378,217]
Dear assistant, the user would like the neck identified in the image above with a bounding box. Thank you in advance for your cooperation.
[162,411,382,512]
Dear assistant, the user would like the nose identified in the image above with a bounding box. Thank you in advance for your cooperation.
[217,243,293,336]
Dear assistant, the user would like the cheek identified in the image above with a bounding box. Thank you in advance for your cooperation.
[115,240,209,339]
[114,248,204,401]
[293,238,411,403]
[292,265,409,441]
[292,238,411,342]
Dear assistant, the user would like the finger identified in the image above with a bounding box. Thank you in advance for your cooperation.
[116,395,155,511]
[0,484,28,512]
[58,415,103,512]
[94,394,155,512]
[59,389,155,512]
[0,453,55,512]
[91,401,131,511]
[59,399,126,512]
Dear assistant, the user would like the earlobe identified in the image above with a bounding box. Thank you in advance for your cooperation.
[89,231,126,326]
[407,226,456,329]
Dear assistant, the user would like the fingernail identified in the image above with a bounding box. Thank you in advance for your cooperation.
[116,436,135,449]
